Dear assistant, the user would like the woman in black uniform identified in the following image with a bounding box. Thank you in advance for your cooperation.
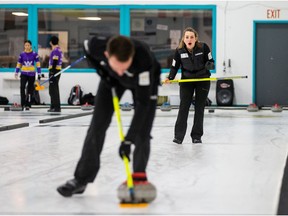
[57,35,161,197]
[164,27,215,144]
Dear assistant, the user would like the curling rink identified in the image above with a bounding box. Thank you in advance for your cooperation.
[0,106,288,215]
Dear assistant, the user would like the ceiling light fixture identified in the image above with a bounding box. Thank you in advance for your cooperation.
[12,12,28,16]
[78,17,101,21]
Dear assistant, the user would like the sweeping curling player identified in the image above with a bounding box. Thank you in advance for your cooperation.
[111,88,157,207]
[35,56,86,91]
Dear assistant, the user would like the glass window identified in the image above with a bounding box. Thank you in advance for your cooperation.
[130,9,213,69]
[0,8,28,68]
[38,9,120,68]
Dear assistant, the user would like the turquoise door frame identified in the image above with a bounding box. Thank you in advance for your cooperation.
[252,20,288,103]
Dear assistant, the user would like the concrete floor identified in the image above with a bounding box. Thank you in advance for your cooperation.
[0,106,287,215]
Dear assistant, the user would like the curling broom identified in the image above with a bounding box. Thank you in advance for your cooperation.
[112,87,156,208]
[111,88,137,206]
[35,56,86,91]
[162,75,248,84]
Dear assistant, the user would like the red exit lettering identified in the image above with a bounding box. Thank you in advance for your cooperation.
[267,9,280,19]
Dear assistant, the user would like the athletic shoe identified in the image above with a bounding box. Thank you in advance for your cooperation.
[57,179,87,197]
[48,108,61,112]
[192,138,202,144]
[173,138,182,144]
[22,106,30,111]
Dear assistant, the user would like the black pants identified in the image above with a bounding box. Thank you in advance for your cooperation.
[277,154,288,215]
[49,73,61,110]
[74,80,157,183]
[20,74,35,108]
[174,81,210,142]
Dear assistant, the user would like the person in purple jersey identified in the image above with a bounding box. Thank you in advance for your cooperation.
[47,36,63,113]
[14,40,41,111]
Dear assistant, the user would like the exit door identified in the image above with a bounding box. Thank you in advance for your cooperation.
[255,23,288,106]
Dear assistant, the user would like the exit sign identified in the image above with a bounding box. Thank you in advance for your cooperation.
[267,9,280,19]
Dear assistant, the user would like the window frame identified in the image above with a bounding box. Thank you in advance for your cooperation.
[0,4,216,74]
[123,5,217,73]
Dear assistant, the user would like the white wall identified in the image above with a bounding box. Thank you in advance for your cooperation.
[1,1,288,105]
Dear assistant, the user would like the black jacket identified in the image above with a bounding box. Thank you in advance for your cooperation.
[84,35,161,142]
[168,42,214,79]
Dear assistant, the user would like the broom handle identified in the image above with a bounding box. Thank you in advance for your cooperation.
[39,56,86,86]
[162,75,248,84]
[111,87,135,200]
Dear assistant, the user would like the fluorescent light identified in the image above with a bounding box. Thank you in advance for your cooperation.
[78,17,101,21]
[12,12,28,16]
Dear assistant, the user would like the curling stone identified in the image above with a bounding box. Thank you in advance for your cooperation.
[160,102,172,111]
[247,103,259,112]
[81,102,94,111]
[10,103,22,111]
[271,103,283,112]
[117,182,157,203]
[121,102,132,111]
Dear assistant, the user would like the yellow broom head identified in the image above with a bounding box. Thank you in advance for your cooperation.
[35,81,45,91]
